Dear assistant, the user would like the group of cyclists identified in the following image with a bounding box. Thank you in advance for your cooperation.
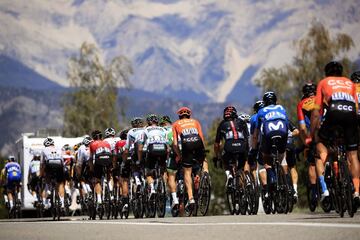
[1,60,360,218]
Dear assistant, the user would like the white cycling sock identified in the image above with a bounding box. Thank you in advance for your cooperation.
[86,184,92,193]
[4,195,8,203]
[293,184,298,193]
[109,181,114,192]
[65,185,71,194]
[97,194,102,204]
[225,170,231,179]
[135,176,141,185]
[171,192,178,204]
[81,183,88,194]
[150,183,155,192]
[9,200,14,208]
[60,197,65,208]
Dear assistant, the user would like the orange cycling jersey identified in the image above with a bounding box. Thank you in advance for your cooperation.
[314,76,358,111]
[172,118,204,146]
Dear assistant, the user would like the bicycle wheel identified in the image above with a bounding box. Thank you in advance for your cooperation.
[341,161,354,217]
[307,182,317,212]
[238,171,247,215]
[286,174,294,213]
[156,178,167,218]
[249,173,259,215]
[144,184,156,218]
[226,177,236,215]
[198,172,211,216]
[275,167,288,214]
[261,186,271,215]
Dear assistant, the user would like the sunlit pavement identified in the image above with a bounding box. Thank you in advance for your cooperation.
[1,212,360,240]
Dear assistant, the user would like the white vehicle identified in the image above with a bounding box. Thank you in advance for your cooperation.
[15,133,83,210]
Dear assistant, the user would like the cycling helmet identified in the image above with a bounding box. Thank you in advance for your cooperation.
[239,113,251,123]
[324,61,343,77]
[8,155,15,162]
[104,127,116,138]
[263,91,277,106]
[146,114,159,125]
[43,137,54,147]
[131,117,144,128]
[177,107,192,118]
[91,130,102,140]
[253,100,265,113]
[73,144,80,151]
[160,115,172,125]
[223,105,237,120]
[62,144,71,152]
[82,136,93,146]
[119,129,129,140]
[302,83,317,98]
[351,71,360,83]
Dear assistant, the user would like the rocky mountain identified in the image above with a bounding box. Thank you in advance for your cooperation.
[0,0,359,105]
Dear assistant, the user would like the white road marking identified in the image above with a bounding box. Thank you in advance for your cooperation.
[1,221,360,229]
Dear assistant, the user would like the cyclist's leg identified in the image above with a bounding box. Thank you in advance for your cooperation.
[315,142,329,197]
[93,165,102,204]
[6,182,14,210]
[286,145,298,196]
[145,153,155,195]
[343,113,360,198]
[57,168,65,208]
[167,154,178,206]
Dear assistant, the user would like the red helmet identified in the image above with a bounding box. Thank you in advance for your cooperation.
[177,107,192,117]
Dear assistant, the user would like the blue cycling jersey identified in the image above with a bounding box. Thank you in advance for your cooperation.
[250,114,257,135]
[255,104,289,131]
[5,162,21,182]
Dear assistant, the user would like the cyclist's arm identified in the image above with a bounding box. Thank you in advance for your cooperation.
[172,124,181,159]
[196,120,205,143]
[310,81,323,139]
[214,123,222,159]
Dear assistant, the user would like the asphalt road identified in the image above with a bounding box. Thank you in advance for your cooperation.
[1,213,360,240]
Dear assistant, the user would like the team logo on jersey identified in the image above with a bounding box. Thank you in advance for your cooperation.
[268,121,285,131]
[331,92,355,102]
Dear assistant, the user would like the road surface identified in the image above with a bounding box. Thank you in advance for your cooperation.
[1,213,359,240]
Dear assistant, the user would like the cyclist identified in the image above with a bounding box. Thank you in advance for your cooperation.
[123,117,146,191]
[251,91,289,199]
[160,115,180,211]
[104,127,120,201]
[40,137,65,210]
[62,144,74,200]
[28,151,41,205]
[350,71,360,119]
[284,121,300,200]
[214,106,249,187]
[249,100,265,186]
[0,159,9,208]
[172,107,208,211]
[297,83,318,203]
[138,114,169,199]
[115,129,129,214]
[89,130,112,207]
[76,136,93,202]
[308,61,359,203]
[4,155,22,212]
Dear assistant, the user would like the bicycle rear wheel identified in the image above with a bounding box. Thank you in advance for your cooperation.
[341,161,354,217]
[156,178,167,218]
[198,172,211,216]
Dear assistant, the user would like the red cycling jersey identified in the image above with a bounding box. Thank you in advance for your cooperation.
[90,140,112,158]
[115,140,126,155]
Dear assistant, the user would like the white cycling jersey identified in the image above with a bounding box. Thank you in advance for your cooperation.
[138,126,168,148]
[77,144,90,165]
[125,127,145,151]
[29,159,41,177]
[104,137,120,152]
[41,146,63,164]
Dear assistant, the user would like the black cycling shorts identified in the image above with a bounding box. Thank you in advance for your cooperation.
[181,141,205,168]
[46,166,65,183]
[222,151,247,172]
[318,105,358,151]
[285,143,296,168]
[145,147,167,175]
